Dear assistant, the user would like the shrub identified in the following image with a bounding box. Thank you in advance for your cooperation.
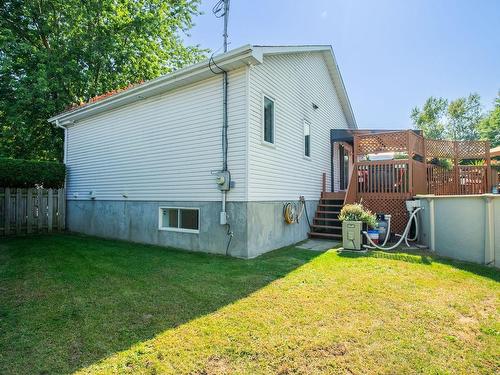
[0,158,65,188]
[338,203,377,228]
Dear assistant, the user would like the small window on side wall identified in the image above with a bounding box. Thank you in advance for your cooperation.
[304,120,311,157]
[159,207,199,233]
[263,96,275,144]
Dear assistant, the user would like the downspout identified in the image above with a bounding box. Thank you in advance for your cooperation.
[55,119,68,229]
[55,119,68,164]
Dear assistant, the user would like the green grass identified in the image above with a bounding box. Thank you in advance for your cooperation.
[0,234,498,374]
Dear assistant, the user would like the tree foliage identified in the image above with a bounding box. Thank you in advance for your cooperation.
[410,97,447,140]
[478,93,500,147]
[0,0,205,161]
[411,94,485,141]
[0,157,65,188]
[446,93,482,141]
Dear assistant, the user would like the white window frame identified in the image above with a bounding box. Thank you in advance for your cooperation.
[158,207,200,234]
[303,120,311,159]
[262,94,276,146]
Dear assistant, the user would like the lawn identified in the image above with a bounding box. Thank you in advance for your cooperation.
[0,234,498,374]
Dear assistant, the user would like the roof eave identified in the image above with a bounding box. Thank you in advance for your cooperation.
[49,44,261,125]
[323,47,357,129]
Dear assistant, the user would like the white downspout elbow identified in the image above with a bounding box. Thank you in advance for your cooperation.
[55,119,68,164]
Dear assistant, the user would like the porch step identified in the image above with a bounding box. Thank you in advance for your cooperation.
[320,199,344,204]
[308,231,342,239]
[314,217,341,222]
[310,224,341,230]
[309,194,345,240]
[315,210,340,215]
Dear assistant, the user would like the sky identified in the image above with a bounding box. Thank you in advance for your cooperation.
[184,0,500,130]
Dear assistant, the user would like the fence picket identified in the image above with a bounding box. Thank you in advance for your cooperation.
[47,189,53,232]
[1,188,64,236]
[16,188,22,234]
[37,189,43,232]
[27,188,33,233]
[4,188,11,235]
[56,189,61,229]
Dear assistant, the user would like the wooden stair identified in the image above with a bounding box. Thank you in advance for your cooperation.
[308,197,344,240]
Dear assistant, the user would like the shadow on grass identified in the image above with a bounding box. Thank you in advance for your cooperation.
[338,248,500,282]
[0,233,320,375]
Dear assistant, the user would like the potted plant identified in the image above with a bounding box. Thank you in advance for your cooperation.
[338,203,377,250]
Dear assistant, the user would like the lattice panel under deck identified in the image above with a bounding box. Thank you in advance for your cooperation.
[358,196,409,234]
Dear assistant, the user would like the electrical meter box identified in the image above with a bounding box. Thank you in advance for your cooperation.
[215,171,231,191]
[342,221,363,250]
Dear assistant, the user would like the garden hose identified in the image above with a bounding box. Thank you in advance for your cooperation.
[283,202,296,224]
[283,198,307,224]
[363,207,422,251]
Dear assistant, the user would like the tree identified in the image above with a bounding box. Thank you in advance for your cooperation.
[478,93,500,147]
[411,93,484,141]
[0,0,205,161]
[446,93,482,141]
[410,97,447,139]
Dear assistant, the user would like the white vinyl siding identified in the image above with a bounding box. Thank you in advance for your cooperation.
[66,68,247,201]
[247,52,349,201]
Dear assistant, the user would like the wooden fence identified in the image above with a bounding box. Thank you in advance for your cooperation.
[0,188,65,236]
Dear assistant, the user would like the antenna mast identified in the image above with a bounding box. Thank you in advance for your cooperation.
[223,0,230,52]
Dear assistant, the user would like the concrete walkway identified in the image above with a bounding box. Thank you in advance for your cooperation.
[296,239,340,252]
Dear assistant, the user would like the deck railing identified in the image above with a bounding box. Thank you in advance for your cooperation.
[427,165,488,195]
[355,160,411,196]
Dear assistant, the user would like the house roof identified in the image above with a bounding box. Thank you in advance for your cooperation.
[48,45,357,128]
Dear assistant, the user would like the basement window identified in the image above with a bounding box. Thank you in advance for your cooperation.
[263,95,275,144]
[159,207,199,233]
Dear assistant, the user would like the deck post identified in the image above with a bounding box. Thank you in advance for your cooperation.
[485,144,491,193]
[407,131,413,196]
[453,141,459,194]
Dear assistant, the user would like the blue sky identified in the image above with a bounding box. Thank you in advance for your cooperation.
[185,0,500,129]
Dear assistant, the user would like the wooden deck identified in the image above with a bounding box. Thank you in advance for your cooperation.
[316,130,493,235]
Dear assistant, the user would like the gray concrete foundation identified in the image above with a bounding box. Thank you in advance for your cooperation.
[245,200,318,258]
[67,199,317,258]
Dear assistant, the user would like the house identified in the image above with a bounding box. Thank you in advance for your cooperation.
[48,45,357,258]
